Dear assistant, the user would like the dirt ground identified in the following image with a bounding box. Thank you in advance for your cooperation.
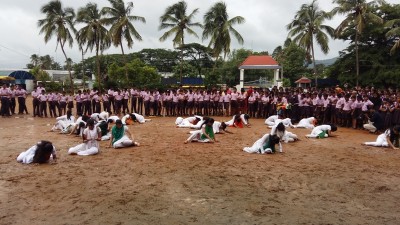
[0,99,400,225]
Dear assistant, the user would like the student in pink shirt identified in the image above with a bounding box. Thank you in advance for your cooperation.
[59,91,68,116]
[38,90,48,117]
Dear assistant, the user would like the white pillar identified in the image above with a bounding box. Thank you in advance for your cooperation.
[274,69,280,86]
[239,69,244,90]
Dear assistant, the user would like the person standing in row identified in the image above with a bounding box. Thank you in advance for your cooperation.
[75,90,82,116]
[15,85,28,115]
[0,84,11,117]
[38,90,48,117]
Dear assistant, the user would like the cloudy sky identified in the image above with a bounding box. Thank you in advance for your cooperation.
[0,0,397,68]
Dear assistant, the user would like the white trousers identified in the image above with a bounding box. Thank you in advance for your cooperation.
[282,131,298,143]
[68,143,99,156]
[364,123,377,133]
[364,134,388,147]
[186,130,210,142]
[113,135,134,148]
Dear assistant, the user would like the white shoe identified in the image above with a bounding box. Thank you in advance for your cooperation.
[265,148,272,154]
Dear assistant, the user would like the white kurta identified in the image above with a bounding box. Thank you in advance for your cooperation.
[17,144,56,164]
[68,127,101,155]
[294,117,316,129]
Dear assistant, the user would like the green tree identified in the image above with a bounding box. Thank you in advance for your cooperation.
[385,18,400,55]
[108,58,161,88]
[275,42,308,86]
[30,54,39,67]
[202,2,245,61]
[332,0,385,86]
[159,0,202,85]
[138,48,179,72]
[38,0,76,93]
[30,67,51,81]
[64,58,73,71]
[102,0,146,80]
[76,2,111,91]
[178,43,214,76]
[287,0,334,87]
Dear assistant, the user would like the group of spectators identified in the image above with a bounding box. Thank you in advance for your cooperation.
[1,83,400,133]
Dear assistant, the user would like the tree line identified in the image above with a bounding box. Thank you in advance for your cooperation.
[34,0,400,92]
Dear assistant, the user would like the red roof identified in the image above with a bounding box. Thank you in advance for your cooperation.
[240,55,279,66]
[295,77,311,83]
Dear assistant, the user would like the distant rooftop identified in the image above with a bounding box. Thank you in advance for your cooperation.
[239,55,281,70]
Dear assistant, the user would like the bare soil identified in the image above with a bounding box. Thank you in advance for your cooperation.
[0,99,399,225]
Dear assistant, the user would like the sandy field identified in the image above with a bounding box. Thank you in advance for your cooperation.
[0,99,400,225]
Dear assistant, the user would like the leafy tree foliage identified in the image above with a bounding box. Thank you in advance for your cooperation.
[108,58,161,88]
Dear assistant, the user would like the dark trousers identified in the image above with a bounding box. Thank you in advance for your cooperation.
[33,98,40,116]
[76,102,83,116]
[1,97,10,116]
[40,101,47,117]
[18,97,27,114]
[10,98,16,114]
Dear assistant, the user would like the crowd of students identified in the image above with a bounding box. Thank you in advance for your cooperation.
[8,83,400,164]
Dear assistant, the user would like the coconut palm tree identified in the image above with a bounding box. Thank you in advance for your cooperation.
[287,0,334,87]
[38,0,76,93]
[76,2,111,91]
[159,0,202,85]
[30,54,40,67]
[102,0,146,81]
[202,1,245,63]
[332,0,385,86]
[385,18,400,55]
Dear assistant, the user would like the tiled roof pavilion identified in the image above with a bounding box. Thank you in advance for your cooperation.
[239,55,281,70]
[238,55,283,89]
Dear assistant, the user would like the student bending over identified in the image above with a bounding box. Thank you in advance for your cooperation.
[17,140,57,164]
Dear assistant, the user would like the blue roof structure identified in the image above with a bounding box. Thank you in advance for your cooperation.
[9,71,35,80]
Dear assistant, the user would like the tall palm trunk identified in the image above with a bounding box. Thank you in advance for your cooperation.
[60,40,74,94]
[355,31,359,87]
[81,48,86,89]
[120,42,129,82]
[180,36,184,86]
[96,39,101,92]
[311,41,317,87]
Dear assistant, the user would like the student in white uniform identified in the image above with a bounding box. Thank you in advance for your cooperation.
[212,121,232,134]
[265,115,279,126]
[131,113,152,124]
[17,140,57,164]
[175,116,202,127]
[108,115,120,123]
[184,118,217,143]
[294,117,317,129]
[267,118,294,128]
[90,111,109,122]
[51,110,75,133]
[68,119,101,155]
[108,119,140,148]
[362,126,400,149]
[225,114,250,128]
[68,115,90,136]
[243,134,281,154]
[305,124,337,138]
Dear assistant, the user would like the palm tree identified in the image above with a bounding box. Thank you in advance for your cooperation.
[385,18,400,55]
[30,54,40,67]
[76,2,111,91]
[102,0,146,81]
[287,0,334,87]
[332,0,385,86]
[159,0,202,85]
[202,1,245,63]
[65,58,73,71]
[38,0,76,93]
